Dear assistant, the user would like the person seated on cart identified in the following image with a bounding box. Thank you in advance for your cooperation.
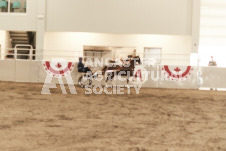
[78,57,99,79]
[78,57,92,73]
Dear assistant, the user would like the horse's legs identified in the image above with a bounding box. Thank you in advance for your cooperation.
[111,74,116,86]
[105,72,116,86]
[102,66,107,75]
[105,73,112,85]
[125,74,131,88]
[127,71,130,84]
[105,73,109,83]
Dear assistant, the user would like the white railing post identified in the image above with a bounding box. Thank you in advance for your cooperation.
[14,47,17,60]
[29,47,33,61]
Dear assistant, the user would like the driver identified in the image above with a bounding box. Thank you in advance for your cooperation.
[78,57,92,73]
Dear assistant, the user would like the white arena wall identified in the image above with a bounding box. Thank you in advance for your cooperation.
[0,59,225,90]
[44,32,192,65]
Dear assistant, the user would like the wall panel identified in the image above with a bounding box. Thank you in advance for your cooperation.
[0,60,15,81]
[46,0,192,35]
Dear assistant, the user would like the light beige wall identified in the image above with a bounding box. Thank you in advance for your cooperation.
[44,32,192,65]
[46,0,192,35]
[4,31,12,49]
[0,31,3,47]
[0,31,3,59]
[4,31,12,58]
[0,30,12,59]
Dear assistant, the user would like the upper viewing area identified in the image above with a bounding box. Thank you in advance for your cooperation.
[0,0,26,13]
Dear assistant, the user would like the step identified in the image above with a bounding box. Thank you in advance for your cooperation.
[12,44,30,47]
[12,43,30,45]
[13,45,33,48]
[9,31,27,34]
[12,40,29,42]
[10,33,28,37]
[11,37,29,40]
[12,39,29,43]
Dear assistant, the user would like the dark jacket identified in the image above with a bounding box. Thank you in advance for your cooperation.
[78,61,84,72]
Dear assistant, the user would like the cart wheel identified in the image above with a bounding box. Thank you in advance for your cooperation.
[78,75,92,88]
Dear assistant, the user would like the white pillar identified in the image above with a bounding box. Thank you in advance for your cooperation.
[36,0,46,61]
[191,0,201,53]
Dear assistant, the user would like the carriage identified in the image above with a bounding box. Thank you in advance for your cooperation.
[78,56,143,87]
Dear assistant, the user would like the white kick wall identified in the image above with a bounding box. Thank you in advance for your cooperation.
[44,32,192,65]
[46,0,192,35]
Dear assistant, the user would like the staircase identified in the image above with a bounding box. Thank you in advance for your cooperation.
[8,31,35,59]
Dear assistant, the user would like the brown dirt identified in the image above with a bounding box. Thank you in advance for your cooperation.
[0,82,226,151]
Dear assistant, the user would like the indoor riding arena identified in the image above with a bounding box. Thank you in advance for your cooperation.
[0,0,226,151]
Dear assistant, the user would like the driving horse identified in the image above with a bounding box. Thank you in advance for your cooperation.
[102,56,141,84]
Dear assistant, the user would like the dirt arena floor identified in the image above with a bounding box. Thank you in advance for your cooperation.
[0,82,226,151]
